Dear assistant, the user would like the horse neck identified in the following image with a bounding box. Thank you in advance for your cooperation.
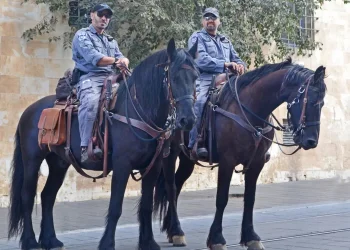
[239,70,288,123]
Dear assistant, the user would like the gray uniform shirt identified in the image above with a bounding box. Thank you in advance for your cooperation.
[72,24,125,74]
[188,29,245,80]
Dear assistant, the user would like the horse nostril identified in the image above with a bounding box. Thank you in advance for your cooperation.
[307,139,317,148]
[179,118,188,128]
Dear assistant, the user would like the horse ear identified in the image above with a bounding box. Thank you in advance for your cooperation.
[167,38,177,62]
[188,38,198,59]
[313,66,326,84]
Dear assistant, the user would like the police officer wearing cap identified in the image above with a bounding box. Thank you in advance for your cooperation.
[72,3,130,163]
[188,7,246,159]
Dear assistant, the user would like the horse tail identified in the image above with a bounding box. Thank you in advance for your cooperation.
[8,128,24,239]
[153,168,168,228]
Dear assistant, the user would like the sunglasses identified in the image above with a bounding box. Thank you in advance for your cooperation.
[204,16,217,21]
[97,12,112,19]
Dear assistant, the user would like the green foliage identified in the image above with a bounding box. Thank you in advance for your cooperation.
[22,0,344,67]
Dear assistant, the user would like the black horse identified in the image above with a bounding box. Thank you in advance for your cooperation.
[8,39,199,250]
[154,58,327,250]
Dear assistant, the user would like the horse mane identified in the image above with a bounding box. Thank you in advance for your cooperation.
[284,65,325,88]
[116,48,195,119]
[219,57,293,104]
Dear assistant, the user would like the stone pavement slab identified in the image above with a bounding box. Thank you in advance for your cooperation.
[1,201,350,249]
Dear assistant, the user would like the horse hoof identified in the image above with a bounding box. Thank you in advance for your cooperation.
[172,235,187,246]
[209,244,227,250]
[168,236,173,243]
[247,240,265,250]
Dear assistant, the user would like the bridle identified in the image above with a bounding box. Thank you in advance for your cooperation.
[229,71,322,157]
[158,62,197,109]
[286,76,321,138]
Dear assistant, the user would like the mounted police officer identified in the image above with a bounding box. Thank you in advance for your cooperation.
[72,3,130,163]
[188,7,246,159]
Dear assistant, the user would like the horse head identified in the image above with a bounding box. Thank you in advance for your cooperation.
[283,65,327,150]
[166,38,199,131]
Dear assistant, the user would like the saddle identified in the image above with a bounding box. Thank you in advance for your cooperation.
[37,69,123,179]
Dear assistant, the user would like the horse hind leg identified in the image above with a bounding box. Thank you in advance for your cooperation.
[21,159,42,250]
[165,151,194,246]
[38,153,69,250]
[8,129,46,250]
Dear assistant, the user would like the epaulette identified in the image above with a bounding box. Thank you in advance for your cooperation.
[219,34,230,43]
[80,27,90,32]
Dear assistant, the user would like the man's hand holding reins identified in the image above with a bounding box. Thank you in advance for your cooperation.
[224,62,245,75]
[116,58,130,74]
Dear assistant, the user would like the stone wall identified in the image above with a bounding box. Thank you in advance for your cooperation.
[0,0,349,207]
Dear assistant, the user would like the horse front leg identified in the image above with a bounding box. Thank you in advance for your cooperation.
[207,156,235,250]
[240,161,265,250]
[138,159,162,250]
[98,156,132,250]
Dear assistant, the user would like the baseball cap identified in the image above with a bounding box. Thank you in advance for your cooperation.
[202,7,219,18]
[91,3,113,15]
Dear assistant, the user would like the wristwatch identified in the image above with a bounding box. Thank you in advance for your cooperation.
[113,58,117,66]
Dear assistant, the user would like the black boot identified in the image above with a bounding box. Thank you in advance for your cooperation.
[81,147,103,163]
[81,147,89,163]
[196,140,208,160]
[93,147,103,159]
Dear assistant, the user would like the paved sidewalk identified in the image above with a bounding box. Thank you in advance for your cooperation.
[0,178,349,249]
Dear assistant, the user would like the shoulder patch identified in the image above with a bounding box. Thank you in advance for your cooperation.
[78,33,87,42]
[190,33,199,44]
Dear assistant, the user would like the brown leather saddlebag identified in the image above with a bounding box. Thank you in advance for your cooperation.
[38,107,66,147]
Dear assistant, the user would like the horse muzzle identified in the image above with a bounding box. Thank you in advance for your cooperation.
[176,115,196,131]
[301,138,318,150]
[294,133,318,150]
